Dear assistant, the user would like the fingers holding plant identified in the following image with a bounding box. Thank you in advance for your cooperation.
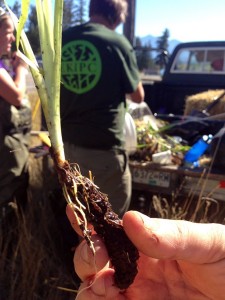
[72,210,225,300]
[123,211,225,263]
[11,51,27,69]
[74,235,109,281]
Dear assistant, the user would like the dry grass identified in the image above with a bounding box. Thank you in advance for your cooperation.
[150,158,225,224]
[133,182,225,224]
[151,188,225,224]
[0,192,80,300]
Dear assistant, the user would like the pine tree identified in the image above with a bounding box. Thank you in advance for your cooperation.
[63,0,75,30]
[135,37,155,72]
[156,28,170,51]
[155,28,170,68]
[63,0,87,30]
[74,0,87,25]
[11,0,21,18]
[25,5,40,54]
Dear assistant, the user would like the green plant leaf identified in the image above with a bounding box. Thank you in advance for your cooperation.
[16,0,30,49]
[6,0,65,162]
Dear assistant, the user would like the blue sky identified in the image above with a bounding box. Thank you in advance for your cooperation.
[6,0,225,42]
[135,0,225,42]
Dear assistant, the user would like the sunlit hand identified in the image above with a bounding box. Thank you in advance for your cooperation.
[11,51,27,70]
[67,207,225,300]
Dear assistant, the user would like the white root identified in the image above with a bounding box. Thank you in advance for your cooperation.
[62,182,95,254]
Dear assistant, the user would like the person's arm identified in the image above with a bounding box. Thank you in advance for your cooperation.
[127,81,145,103]
[0,52,27,107]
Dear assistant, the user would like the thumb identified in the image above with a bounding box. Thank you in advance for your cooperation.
[123,211,225,264]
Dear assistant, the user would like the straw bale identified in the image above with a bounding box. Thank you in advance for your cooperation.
[184,89,225,115]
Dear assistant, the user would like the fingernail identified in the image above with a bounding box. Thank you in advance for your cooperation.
[135,211,150,225]
[80,242,92,263]
[136,212,159,242]
[91,272,117,297]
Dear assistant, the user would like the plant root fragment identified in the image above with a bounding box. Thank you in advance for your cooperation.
[53,157,139,290]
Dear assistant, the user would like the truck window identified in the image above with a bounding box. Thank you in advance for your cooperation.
[171,47,225,74]
[207,50,224,71]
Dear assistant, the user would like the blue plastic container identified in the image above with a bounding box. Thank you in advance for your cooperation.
[184,135,213,163]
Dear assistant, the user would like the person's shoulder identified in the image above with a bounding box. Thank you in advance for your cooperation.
[63,24,80,34]
[62,23,133,53]
[106,30,133,50]
[62,23,87,38]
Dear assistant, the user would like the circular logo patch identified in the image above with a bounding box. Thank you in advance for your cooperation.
[61,40,102,94]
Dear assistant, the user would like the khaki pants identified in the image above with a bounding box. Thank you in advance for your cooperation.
[64,143,131,218]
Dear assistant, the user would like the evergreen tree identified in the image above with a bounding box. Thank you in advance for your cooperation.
[25,5,40,55]
[135,37,155,72]
[135,37,143,70]
[63,0,87,30]
[155,28,170,68]
[11,0,21,18]
[73,0,87,25]
[0,0,20,17]
[63,0,75,30]
[156,28,170,51]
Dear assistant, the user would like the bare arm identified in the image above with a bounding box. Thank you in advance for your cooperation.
[0,52,27,107]
[126,81,145,103]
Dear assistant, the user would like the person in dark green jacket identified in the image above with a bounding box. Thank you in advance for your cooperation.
[60,0,144,217]
[0,9,31,214]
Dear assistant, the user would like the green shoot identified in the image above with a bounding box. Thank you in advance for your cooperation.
[6,0,96,253]
[6,0,65,163]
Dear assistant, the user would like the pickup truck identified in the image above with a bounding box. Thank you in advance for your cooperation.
[143,41,225,115]
[128,41,225,220]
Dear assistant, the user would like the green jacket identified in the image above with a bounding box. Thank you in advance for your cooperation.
[0,98,31,203]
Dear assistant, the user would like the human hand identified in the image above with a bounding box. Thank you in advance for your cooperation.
[67,208,225,300]
[11,51,27,70]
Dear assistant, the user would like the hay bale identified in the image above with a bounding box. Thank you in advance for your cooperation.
[184,89,225,116]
